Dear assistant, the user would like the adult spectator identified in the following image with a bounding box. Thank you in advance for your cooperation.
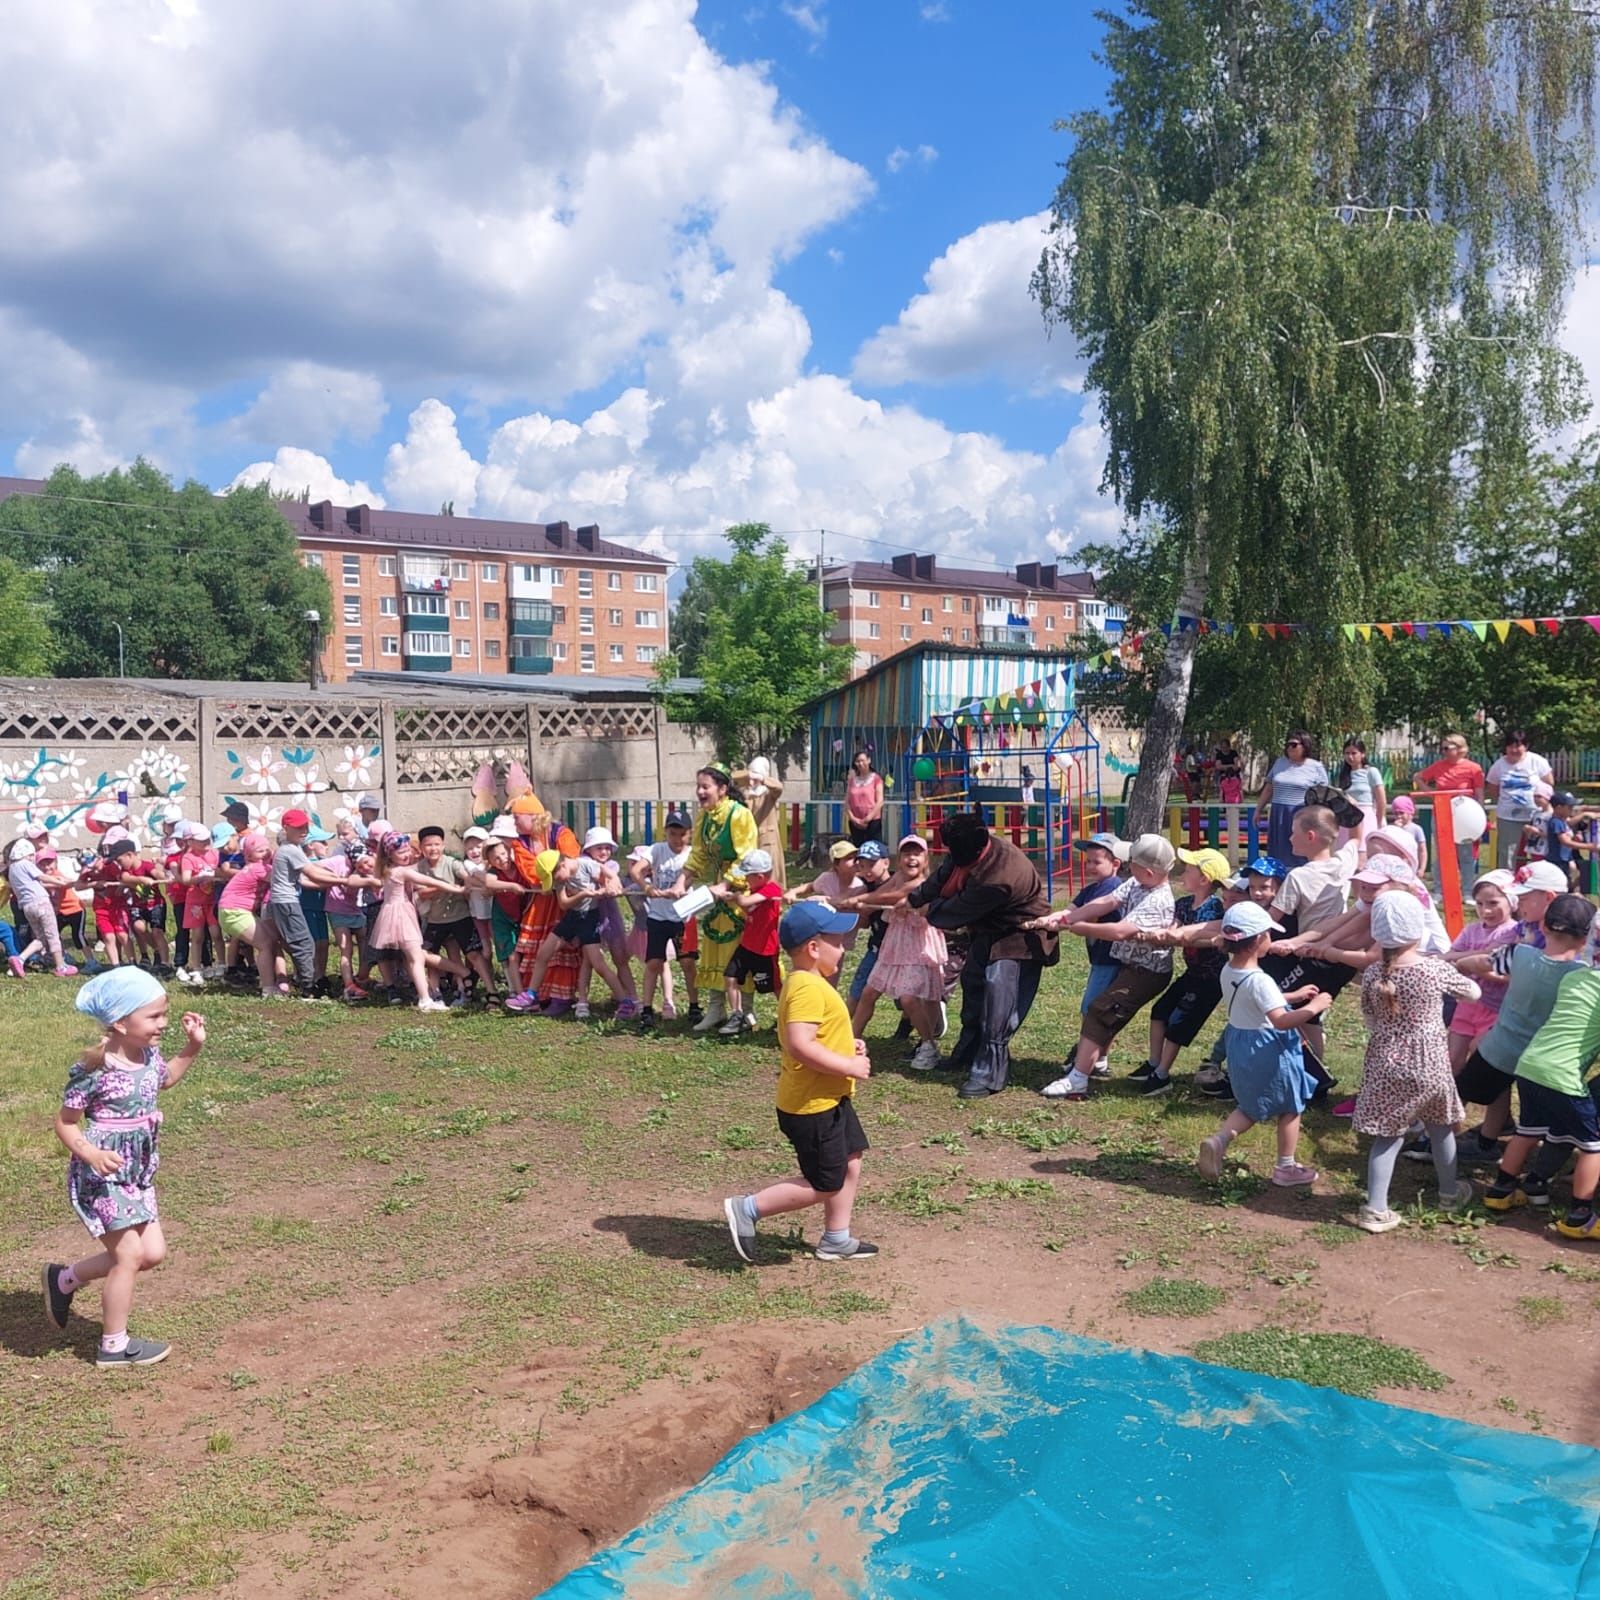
[845,749,885,847]
[734,756,787,888]
[1257,732,1329,867]
[907,811,1058,1100]
[1415,732,1487,893]
[1486,730,1553,870]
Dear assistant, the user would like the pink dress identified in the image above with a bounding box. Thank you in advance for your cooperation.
[1447,918,1519,1039]
[869,901,947,1002]
[371,869,424,951]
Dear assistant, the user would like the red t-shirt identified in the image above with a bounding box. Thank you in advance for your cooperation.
[740,880,784,957]
[84,856,131,912]
[1416,756,1484,794]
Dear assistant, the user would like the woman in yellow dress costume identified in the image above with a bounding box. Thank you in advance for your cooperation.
[685,763,759,1032]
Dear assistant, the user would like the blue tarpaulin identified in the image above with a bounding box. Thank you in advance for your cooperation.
[541,1317,1600,1598]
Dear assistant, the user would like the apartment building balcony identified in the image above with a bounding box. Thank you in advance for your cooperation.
[978,624,1034,650]
[509,637,553,674]
[510,599,555,637]
[401,556,452,593]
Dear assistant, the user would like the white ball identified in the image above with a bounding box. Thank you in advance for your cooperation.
[1452,795,1488,841]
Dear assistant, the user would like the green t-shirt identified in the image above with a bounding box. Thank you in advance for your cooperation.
[1518,966,1600,1098]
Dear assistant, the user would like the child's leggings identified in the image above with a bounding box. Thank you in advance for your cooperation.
[1368,1126,1456,1212]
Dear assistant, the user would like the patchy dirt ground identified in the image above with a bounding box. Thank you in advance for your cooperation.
[3,961,1598,1599]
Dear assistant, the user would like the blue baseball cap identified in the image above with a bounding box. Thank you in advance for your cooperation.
[856,840,889,862]
[779,900,859,950]
[1245,855,1288,880]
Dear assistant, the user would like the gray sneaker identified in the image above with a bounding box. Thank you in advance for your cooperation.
[42,1263,74,1331]
[722,1197,757,1264]
[96,1336,171,1368]
[814,1237,880,1262]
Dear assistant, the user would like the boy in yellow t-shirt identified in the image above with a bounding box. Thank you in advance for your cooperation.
[723,901,877,1264]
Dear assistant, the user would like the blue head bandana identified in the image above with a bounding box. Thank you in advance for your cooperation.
[76,967,166,1026]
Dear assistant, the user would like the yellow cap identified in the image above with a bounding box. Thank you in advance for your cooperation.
[533,848,562,889]
[1177,846,1232,884]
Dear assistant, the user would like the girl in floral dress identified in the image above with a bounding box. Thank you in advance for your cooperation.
[1352,894,1481,1234]
[371,832,459,1013]
[42,967,205,1367]
[844,835,947,1071]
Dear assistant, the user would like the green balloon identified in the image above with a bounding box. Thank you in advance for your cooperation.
[912,756,936,781]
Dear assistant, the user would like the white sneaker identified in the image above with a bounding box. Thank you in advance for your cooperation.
[416,997,448,1013]
[1197,1133,1229,1180]
[694,995,726,1033]
[574,1000,591,1020]
[1355,1206,1404,1234]
[1041,1071,1089,1100]
[909,1040,941,1072]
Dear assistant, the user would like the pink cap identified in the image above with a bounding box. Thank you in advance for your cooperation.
[898,833,928,850]
[1391,795,1415,815]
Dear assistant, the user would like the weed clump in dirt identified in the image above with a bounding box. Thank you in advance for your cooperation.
[1193,1328,1447,1398]
[1123,1277,1224,1318]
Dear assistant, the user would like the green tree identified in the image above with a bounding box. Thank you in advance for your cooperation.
[0,556,54,674]
[0,462,332,681]
[659,523,851,759]
[1036,1,1597,830]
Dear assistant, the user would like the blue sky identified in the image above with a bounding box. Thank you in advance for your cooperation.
[0,2,1115,569]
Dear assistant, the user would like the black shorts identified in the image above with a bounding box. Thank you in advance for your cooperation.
[422,916,480,955]
[1261,952,1358,1001]
[777,1099,868,1193]
[1081,963,1170,1048]
[1150,968,1223,1047]
[133,900,167,931]
[645,916,691,964]
[725,945,781,994]
[1513,1078,1600,1151]
[1456,1047,1515,1106]
[554,909,603,944]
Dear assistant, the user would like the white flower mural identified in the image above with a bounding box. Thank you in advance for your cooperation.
[334,744,380,789]
[239,748,285,793]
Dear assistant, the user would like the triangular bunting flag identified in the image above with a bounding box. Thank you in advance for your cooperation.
[1340,624,1356,641]
[1246,623,1261,638]
[1586,617,1600,635]
[1375,624,1395,641]
[1400,622,1416,637]
[1492,620,1511,642]
[1514,619,1536,636]
[1467,622,1488,641]
[1434,622,1452,639]
[1415,623,1432,639]
[1356,624,1372,641]
[1541,618,1561,634]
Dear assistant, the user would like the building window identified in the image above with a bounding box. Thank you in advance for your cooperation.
[941,595,951,612]
[866,591,880,608]
[551,641,568,661]
[403,631,445,656]
[550,568,565,587]
[344,636,362,667]
[635,609,660,629]
[920,607,933,624]
[1045,616,1056,632]
[608,643,625,662]
[342,555,360,588]
[962,597,972,613]
[552,605,567,624]
[579,607,594,636]
[343,597,360,625]
[450,561,469,581]
[304,551,323,569]
[481,562,500,582]
[517,563,540,583]
[900,593,911,609]
[1026,601,1038,617]
[607,572,622,590]
[867,622,881,640]
[899,625,912,641]
[579,644,596,673]
[404,594,447,616]
[636,644,659,663]
[607,608,624,627]
[578,570,593,598]
[484,639,501,659]
[378,557,395,577]
[381,636,399,656]
[453,599,470,619]
[483,601,500,620]
[379,596,397,617]
[635,573,660,593]
[1063,603,1075,620]
[456,638,472,658]
[962,628,972,642]
[942,627,953,642]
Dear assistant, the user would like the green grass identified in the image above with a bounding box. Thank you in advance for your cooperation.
[1122,1276,1225,1318]
[1193,1329,1448,1398]
[1515,1295,1568,1329]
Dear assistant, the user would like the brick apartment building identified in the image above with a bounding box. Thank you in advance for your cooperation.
[820,553,1124,676]
[279,500,671,682]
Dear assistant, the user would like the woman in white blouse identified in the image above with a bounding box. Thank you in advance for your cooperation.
[1258,731,1329,866]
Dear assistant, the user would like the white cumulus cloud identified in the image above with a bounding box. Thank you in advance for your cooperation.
[384,401,482,515]
[228,363,388,453]
[854,212,1082,392]
[229,448,383,508]
[886,144,939,173]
